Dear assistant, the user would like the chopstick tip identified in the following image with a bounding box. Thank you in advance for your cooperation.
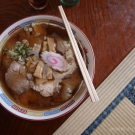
[58,5,62,8]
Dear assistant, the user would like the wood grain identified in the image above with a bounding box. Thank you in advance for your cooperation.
[0,0,135,135]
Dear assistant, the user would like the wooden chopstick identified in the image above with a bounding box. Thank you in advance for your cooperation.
[58,6,99,102]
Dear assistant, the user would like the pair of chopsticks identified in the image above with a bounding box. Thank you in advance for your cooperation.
[58,6,99,102]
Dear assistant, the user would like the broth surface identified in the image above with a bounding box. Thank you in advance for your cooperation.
[0,23,83,110]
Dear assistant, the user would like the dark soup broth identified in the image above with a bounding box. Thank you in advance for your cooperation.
[0,23,83,110]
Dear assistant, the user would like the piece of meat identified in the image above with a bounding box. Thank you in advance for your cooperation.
[33,60,44,78]
[60,68,83,101]
[56,40,72,54]
[28,44,41,61]
[42,64,53,79]
[47,37,56,52]
[5,61,32,94]
[32,81,55,97]
[62,41,71,50]
[31,80,61,97]
[64,49,74,63]
[56,40,66,54]
[52,33,71,54]
[35,77,47,85]
[42,41,48,52]
[26,57,38,73]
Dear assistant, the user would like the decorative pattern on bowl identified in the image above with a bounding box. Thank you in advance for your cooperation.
[0,15,95,120]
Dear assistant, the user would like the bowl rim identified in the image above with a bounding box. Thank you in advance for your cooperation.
[0,15,95,121]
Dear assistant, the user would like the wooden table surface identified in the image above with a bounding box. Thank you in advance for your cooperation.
[0,0,135,135]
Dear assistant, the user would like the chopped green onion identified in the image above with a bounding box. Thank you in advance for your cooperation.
[4,40,30,62]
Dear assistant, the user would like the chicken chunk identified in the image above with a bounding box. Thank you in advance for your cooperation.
[31,80,62,97]
[5,61,32,94]
[32,81,55,97]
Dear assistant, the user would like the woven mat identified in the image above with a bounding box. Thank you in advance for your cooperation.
[53,48,135,135]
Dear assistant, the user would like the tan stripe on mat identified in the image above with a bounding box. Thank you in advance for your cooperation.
[92,98,135,135]
[53,48,135,135]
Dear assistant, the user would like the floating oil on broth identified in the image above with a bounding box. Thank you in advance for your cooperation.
[0,23,83,110]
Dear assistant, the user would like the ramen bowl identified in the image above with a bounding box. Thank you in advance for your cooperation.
[0,15,95,120]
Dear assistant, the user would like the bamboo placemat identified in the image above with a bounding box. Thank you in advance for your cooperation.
[53,47,135,135]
